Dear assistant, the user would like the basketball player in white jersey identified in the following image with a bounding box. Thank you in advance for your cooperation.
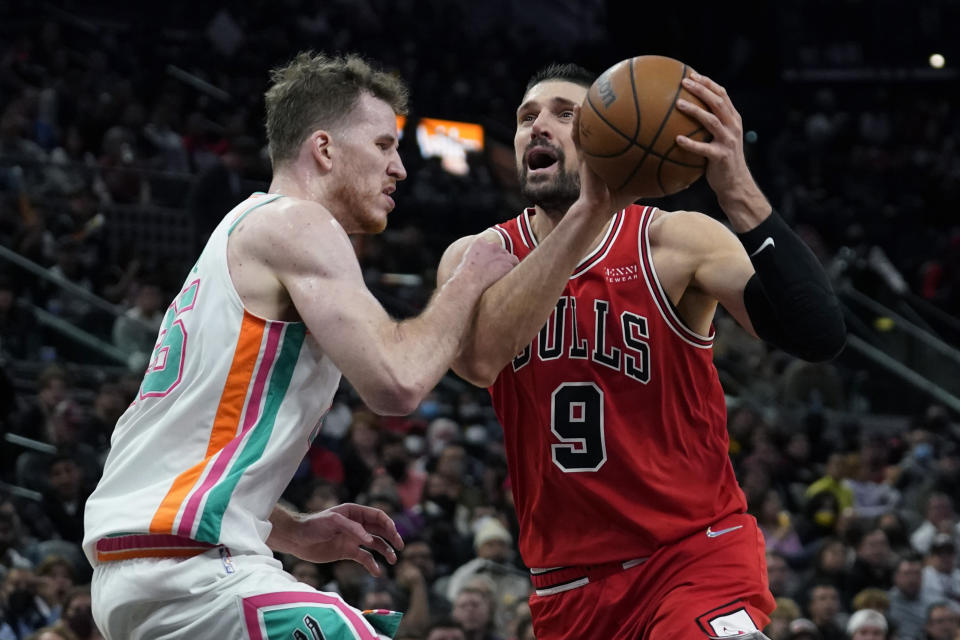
[83,53,517,640]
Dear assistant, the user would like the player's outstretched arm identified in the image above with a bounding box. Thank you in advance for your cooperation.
[437,144,626,387]
[253,202,516,415]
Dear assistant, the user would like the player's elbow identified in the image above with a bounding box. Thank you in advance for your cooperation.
[787,313,848,363]
[362,372,425,416]
[453,357,500,389]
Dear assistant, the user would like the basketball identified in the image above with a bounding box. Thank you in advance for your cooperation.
[579,56,711,199]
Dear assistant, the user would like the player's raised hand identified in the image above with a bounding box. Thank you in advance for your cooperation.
[571,106,632,215]
[452,238,519,291]
[673,72,763,212]
[295,503,404,576]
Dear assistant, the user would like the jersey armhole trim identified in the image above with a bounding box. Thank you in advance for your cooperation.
[221,194,305,326]
[492,225,513,254]
[637,208,715,349]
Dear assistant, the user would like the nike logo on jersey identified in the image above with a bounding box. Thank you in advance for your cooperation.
[706,525,743,538]
[749,237,775,258]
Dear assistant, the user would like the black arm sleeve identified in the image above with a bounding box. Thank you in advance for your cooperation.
[738,211,846,362]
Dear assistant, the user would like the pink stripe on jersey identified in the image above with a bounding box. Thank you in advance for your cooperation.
[177,322,284,536]
[242,592,378,640]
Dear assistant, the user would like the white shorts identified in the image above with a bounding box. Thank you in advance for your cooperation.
[92,547,392,640]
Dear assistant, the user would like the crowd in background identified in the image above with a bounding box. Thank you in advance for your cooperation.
[1,2,959,640]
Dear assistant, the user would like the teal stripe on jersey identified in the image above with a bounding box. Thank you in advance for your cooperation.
[194,323,306,542]
[262,605,352,640]
[228,194,284,235]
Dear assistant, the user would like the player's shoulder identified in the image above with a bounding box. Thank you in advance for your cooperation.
[232,196,349,264]
[444,228,504,256]
[647,208,735,250]
[239,196,339,238]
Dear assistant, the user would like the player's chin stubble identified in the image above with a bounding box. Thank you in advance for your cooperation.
[519,163,581,214]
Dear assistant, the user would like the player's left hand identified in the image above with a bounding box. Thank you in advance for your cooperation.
[295,503,404,576]
[673,72,761,207]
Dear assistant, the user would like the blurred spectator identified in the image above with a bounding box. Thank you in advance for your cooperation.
[846,437,901,519]
[96,126,149,204]
[888,554,935,640]
[803,455,854,541]
[392,557,431,638]
[340,410,383,500]
[851,589,889,616]
[79,381,125,450]
[20,453,91,543]
[801,539,851,607]
[789,618,824,640]
[10,364,68,442]
[451,586,502,640]
[911,494,960,556]
[756,489,804,560]
[876,511,912,557]
[846,527,894,604]
[1,568,52,637]
[769,551,802,601]
[445,517,530,633]
[845,608,887,640]
[289,560,322,590]
[323,559,372,609]
[399,538,451,620]
[922,603,958,640]
[52,586,100,640]
[920,535,960,613]
[807,583,846,640]
[425,618,466,640]
[0,274,39,360]
[768,597,802,640]
[186,135,262,251]
[380,431,427,511]
[0,495,33,583]
[111,279,163,372]
[512,613,535,640]
[360,579,398,611]
[32,556,75,621]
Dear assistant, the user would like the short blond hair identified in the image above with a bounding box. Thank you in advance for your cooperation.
[264,52,409,166]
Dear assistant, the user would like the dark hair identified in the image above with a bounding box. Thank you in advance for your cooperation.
[524,63,596,94]
[38,364,68,391]
[427,617,465,634]
[264,52,409,166]
[896,551,924,568]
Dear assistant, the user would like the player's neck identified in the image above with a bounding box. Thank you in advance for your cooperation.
[268,169,355,231]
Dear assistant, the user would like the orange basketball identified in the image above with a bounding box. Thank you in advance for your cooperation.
[578,56,710,199]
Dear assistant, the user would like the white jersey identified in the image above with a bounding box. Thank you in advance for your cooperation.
[83,194,340,565]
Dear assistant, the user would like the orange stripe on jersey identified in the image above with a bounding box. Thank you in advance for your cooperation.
[149,313,266,533]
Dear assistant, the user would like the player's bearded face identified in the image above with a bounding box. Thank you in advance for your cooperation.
[518,135,580,212]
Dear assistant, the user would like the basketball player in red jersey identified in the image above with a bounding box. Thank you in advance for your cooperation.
[436,64,845,639]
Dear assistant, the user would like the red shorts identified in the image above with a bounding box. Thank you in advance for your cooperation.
[528,513,775,640]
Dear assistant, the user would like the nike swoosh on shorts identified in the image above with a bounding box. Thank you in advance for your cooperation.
[705,525,744,538]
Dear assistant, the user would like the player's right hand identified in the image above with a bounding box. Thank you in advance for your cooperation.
[571,106,632,215]
[453,238,518,292]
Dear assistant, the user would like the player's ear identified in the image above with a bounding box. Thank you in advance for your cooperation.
[309,129,334,171]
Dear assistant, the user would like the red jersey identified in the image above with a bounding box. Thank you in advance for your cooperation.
[488,204,747,569]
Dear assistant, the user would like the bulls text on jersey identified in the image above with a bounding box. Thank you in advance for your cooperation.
[511,296,650,384]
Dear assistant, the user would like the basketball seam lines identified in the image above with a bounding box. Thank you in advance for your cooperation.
[586,92,637,157]
[583,62,708,193]
[619,62,689,194]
